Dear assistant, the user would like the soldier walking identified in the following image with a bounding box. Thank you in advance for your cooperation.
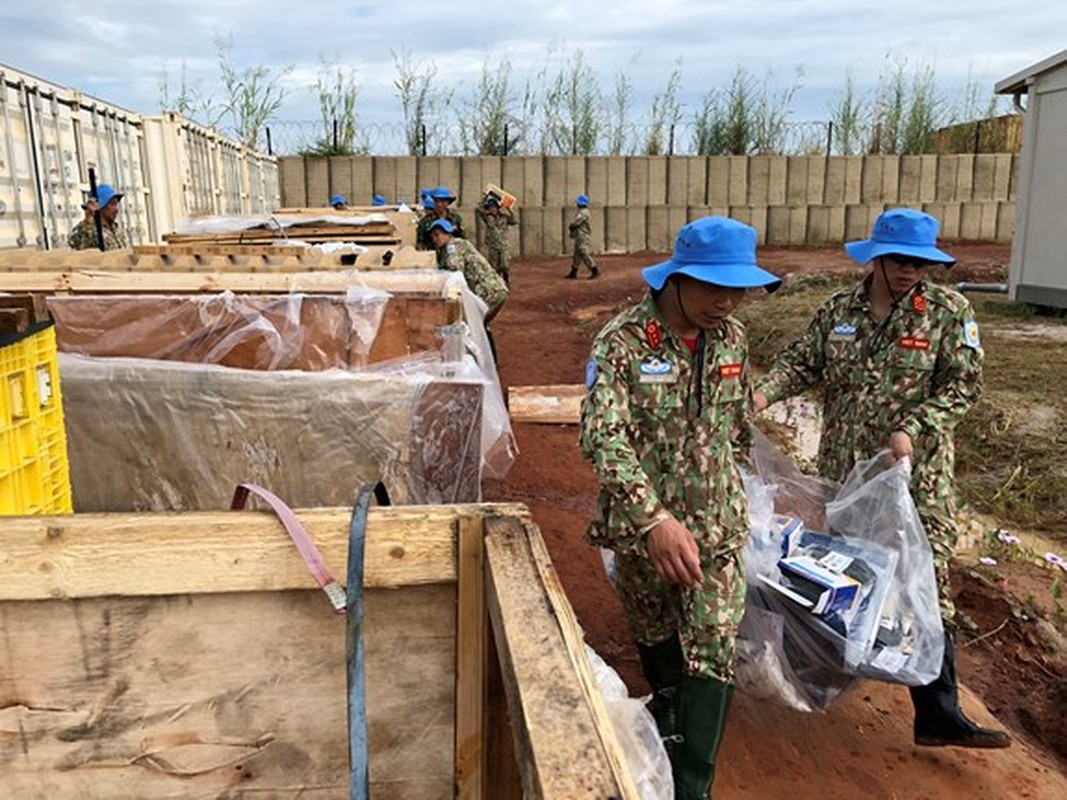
[581,216,781,799]
[567,194,598,279]
[475,194,518,285]
[755,208,1010,750]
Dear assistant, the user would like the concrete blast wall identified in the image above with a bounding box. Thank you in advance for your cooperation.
[279,154,1018,256]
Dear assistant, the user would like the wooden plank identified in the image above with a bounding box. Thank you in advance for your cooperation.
[0,306,30,334]
[0,583,456,798]
[0,270,461,296]
[0,504,529,601]
[0,293,50,323]
[508,384,583,425]
[134,244,310,257]
[484,516,640,799]
[485,626,524,800]
[456,516,487,799]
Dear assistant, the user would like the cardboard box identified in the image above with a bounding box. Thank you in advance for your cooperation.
[777,555,862,617]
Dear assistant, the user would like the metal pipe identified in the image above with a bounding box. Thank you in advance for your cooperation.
[957,282,1008,294]
[22,84,50,248]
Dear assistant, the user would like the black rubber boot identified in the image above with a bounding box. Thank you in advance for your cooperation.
[910,631,1011,749]
[588,266,600,279]
[673,675,733,800]
[637,634,685,741]
[565,267,578,279]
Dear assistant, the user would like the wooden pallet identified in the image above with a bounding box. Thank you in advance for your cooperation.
[0,294,50,333]
[134,244,312,257]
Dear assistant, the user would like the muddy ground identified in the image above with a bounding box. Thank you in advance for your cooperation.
[484,245,1067,799]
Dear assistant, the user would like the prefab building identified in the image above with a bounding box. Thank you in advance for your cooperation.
[996,49,1067,308]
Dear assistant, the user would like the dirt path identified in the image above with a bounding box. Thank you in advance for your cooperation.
[484,246,1067,800]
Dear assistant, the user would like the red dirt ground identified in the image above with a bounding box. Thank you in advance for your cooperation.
[483,246,1067,800]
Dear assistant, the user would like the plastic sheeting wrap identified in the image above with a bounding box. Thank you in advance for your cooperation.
[172,213,391,235]
[54,271,516,510]
[61,353,487,511]
[736,433,944,712]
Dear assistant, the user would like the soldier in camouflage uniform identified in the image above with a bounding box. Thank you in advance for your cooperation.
[416,186,466,250]
[429,218,508,324]
[566,194,598,279]
[67,184,127,251]
[581,216,781,799]
[475,195,518,285]
[755,208,1010,750]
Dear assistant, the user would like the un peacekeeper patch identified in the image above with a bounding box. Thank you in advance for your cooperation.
[829,322,857,342]
[585,356,598,389]
[962,318,981,349]
[638,356,677,384]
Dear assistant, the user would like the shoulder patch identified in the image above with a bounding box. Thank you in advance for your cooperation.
[962,318,981,349]
[645,319,663,349]
[585,356,598,389]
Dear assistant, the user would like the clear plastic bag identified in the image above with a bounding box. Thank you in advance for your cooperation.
[736,432,944,712]
[586,646,673,800]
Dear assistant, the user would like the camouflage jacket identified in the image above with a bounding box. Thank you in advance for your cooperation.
[437,237,509,312]
[580,296,754,556]
[569,208,591,242]
[757,278,983,484]
[475,205,517,255]
[67,218,128,251]
[416,210,466,250]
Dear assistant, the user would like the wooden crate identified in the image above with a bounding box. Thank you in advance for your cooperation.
[0,505,639,798]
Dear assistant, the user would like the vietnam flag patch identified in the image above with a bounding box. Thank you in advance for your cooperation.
[899,336,931,350]
[720,363,743,378]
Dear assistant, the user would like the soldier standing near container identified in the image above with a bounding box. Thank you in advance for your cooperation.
[67,184,127,251]
[428,218,507,324]
[754,207,1010,750]
[416,186,466,249]
[581,216,781,799]
[566,194,598,279]
[475,194,518,285]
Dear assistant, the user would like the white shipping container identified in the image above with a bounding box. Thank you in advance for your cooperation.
[0,62,278,251]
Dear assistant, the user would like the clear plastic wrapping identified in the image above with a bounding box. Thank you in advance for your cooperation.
[736,433,945,712]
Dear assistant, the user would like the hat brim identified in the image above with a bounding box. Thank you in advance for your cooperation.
[845,239,955,267]
[642,260,782,293]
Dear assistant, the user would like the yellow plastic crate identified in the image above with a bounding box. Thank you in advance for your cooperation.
[0,323,72,515]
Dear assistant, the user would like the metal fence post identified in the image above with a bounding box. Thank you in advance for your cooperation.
[420,124,427,157]
[503,124,509,157]
[826,121,834,156]
[973,119,982,155]
[266,126,273,156]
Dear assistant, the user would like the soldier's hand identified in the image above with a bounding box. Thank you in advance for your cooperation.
[83,198,99,221]
[753,392,769,413]
[889,430,913,462]
[646,517,703,587]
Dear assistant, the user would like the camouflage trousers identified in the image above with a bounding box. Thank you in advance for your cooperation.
[915,485,960,625]
[487,246,510,285]
[614,547,746,682]
[571,239,596,272]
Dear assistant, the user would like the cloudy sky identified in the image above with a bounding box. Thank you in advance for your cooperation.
[1,1,1064,152]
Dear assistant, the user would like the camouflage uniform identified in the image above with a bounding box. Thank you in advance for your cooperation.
[417,210,465,250]
[569,208,596,273]
[437,237,508,321]
[475,205,517,282]
[580,297,754,682]
[67,218,128,251]
[756,278,983,620]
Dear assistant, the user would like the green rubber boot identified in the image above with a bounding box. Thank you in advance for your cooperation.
[637,634,684,741]
[673,675,734,800]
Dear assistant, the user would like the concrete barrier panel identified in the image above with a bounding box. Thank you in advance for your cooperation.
[586,159,609,207]
[588,205,606,254]
[843,157,863,204]
[686,157,708,206]
[972,154,996,201]
[627,157,650,206]
[648,157,667,206]
[607,156,627,205]
[881,156,900,204]
[501,158,525,205]
[627,206,648,251]
[415,157,441,197]
[959,202,982,240]
[437,157,462,201]
[351,157,374,203]
[396,156,418,204]
[805,157,827,204]
[923,202,961,239]
[708,158,730,205]
[748,156,771,206]
[480,156,502,194]
[995,201,1014,242]
[523,157,544,206]
[936,158,959,203]
[542,205,564,255]
[954,155,975,203]
[647,206,671,252]
[823,158,846,205]
[305,158,330,208]
[520,206,544,257]
[728,157,748,205]
[806,206,830,244]
[668,206,689,244]
[731,206,768,244]
[767,206,792,246]
[566,157,587,205]
[920,155,939,202]
[546,156,566,205]
[898,156,922,203]
[993,154,1013,201]
[605,206,628,252]
[328,157,353,203]
[786,157,808,206]
[279,157,307,207]
[845,204,880,241]
[860,157,882,203]
[372,158,398,203]
[788,206,807,245]
[767,156,787,205]
[459,157,483,207]
[667,158,688,206]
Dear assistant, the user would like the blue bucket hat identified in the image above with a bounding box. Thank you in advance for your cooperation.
[428,218,454,234]
[845,208,955,266]
[430,186,456,202]
[575,194,589,207]
[94,184,123,208]
[423,196,435,210]
[329,194,347,206]
[642,216,782,293]
[484,196,500,208]
[371,194,387,206]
